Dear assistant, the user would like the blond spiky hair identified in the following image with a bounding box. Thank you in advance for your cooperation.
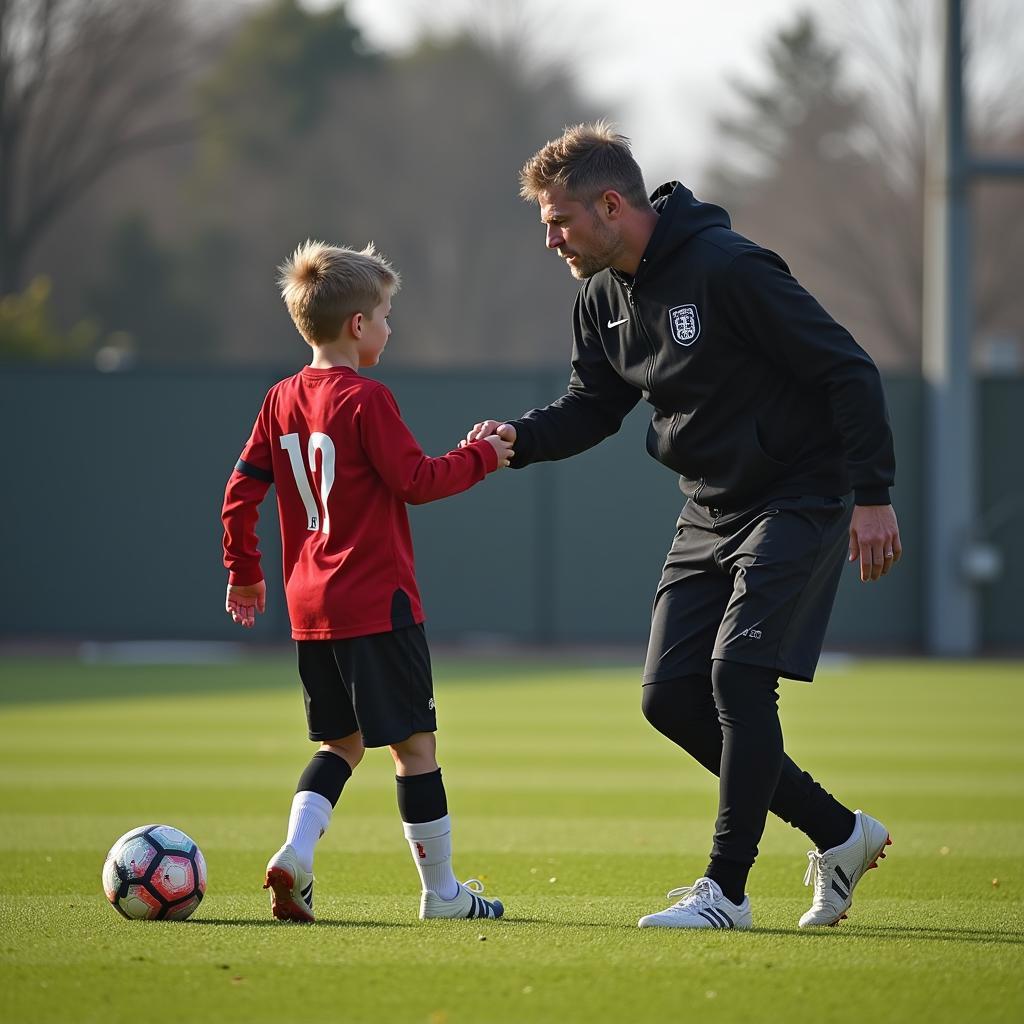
[278,240,400,345]
[519,120,649,208]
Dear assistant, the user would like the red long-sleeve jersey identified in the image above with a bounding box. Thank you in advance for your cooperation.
[222,366,498,640]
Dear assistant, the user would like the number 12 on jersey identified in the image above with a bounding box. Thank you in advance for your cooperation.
[280,432,335,533]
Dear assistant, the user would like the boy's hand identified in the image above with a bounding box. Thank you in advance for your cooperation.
[225,580,266,627]
[485,433,515,468]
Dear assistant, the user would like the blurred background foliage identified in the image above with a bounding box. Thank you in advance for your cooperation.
[1,0,1021,370]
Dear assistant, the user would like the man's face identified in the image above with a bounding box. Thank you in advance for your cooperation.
[539,186,625,280]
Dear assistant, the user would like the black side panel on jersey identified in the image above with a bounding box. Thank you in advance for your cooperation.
[236,458,273,482]
[390,588,416,630]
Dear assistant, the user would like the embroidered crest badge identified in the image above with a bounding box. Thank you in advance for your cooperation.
[669,304,700,346]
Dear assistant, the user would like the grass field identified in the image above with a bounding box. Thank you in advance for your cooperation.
[1,654,1022,1024]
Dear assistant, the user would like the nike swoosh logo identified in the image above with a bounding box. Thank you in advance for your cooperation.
[607,317,629,328]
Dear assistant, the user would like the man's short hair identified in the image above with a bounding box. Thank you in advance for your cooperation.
[519,121,649,208]
[278,240,400,345]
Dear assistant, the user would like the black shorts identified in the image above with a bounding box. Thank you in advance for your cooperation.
[296,625,436,747]
[643,494,853,684]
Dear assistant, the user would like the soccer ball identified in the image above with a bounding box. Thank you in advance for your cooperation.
[102,824,207,920]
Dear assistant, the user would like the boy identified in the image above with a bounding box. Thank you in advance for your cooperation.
[221,240,511,923]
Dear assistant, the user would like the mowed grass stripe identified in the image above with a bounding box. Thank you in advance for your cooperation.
[5,787,1017,826]
[6,811,1024,856]
[5,960,1021,1024]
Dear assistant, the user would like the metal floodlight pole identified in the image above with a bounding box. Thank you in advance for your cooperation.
[921,0,975,654]
[921,0,1024,654]
[969,157,1024,177]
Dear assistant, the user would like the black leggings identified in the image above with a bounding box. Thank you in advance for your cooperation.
[642,663,853,867]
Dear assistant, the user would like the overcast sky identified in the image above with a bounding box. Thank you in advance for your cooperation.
[342,0,813,188]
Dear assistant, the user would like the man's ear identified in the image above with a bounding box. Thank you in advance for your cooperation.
[601,190,624,220]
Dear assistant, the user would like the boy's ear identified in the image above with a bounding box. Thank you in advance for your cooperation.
[350,312,363,337]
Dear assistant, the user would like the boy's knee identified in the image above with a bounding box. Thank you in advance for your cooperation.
[389,731,437,775]
[320,734,365,771]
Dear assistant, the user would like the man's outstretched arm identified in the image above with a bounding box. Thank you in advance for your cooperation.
[464,293,640,467]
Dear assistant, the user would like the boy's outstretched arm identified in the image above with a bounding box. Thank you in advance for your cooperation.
[361,386,510,505]
[225,580,266,628]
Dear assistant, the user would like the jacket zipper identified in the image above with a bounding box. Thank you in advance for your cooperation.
[626,284,657,397]
[625,258,705,513]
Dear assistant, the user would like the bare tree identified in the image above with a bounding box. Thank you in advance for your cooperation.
[177,2,592,367]
[704,1,1024,369]
[837,0,1024,342]
[0,0,197,294]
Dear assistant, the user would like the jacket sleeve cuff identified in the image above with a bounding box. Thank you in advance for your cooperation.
[507,419,533,469]
[853,487,891,506]
[228,568,264,586]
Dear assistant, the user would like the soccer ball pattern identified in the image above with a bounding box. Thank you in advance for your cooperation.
[102,824,207,921]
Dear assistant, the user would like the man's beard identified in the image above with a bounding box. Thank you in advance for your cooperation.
[566,213,624,279]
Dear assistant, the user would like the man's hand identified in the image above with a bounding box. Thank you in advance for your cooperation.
[225,580,266,627]
[849,505,902,583]
[462,420,516,446]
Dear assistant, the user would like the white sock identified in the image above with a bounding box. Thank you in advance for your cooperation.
[402,814,459,900]
[286,791,333,872]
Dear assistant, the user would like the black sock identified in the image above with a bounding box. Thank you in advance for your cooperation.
[396,767,447,823]
[705,856,749,905]
[811,807,857,852]
[296,749,352,807]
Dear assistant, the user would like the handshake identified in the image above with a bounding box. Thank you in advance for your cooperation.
[461,420,517,469]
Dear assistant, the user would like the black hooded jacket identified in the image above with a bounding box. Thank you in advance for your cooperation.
[509,182,895,511]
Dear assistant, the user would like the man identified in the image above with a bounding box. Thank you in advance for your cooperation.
[465,122,901,930]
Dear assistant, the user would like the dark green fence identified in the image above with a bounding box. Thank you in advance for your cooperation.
[1,366,1020,650]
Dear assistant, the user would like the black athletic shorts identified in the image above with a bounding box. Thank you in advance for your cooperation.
[643,494,853,684]
[296,624,436,747]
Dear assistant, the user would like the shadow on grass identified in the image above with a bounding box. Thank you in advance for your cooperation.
[193,918,417,929]
[191,916,1023,943]
[746,924,1024,946]
[192,915,565,928]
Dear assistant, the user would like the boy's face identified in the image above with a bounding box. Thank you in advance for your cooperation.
[357,294,392,367]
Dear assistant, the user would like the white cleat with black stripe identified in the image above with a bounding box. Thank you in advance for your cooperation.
[799,809,892,928]
[264,844,315,923]
[637,877,752,929]
[420,878,504,920]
